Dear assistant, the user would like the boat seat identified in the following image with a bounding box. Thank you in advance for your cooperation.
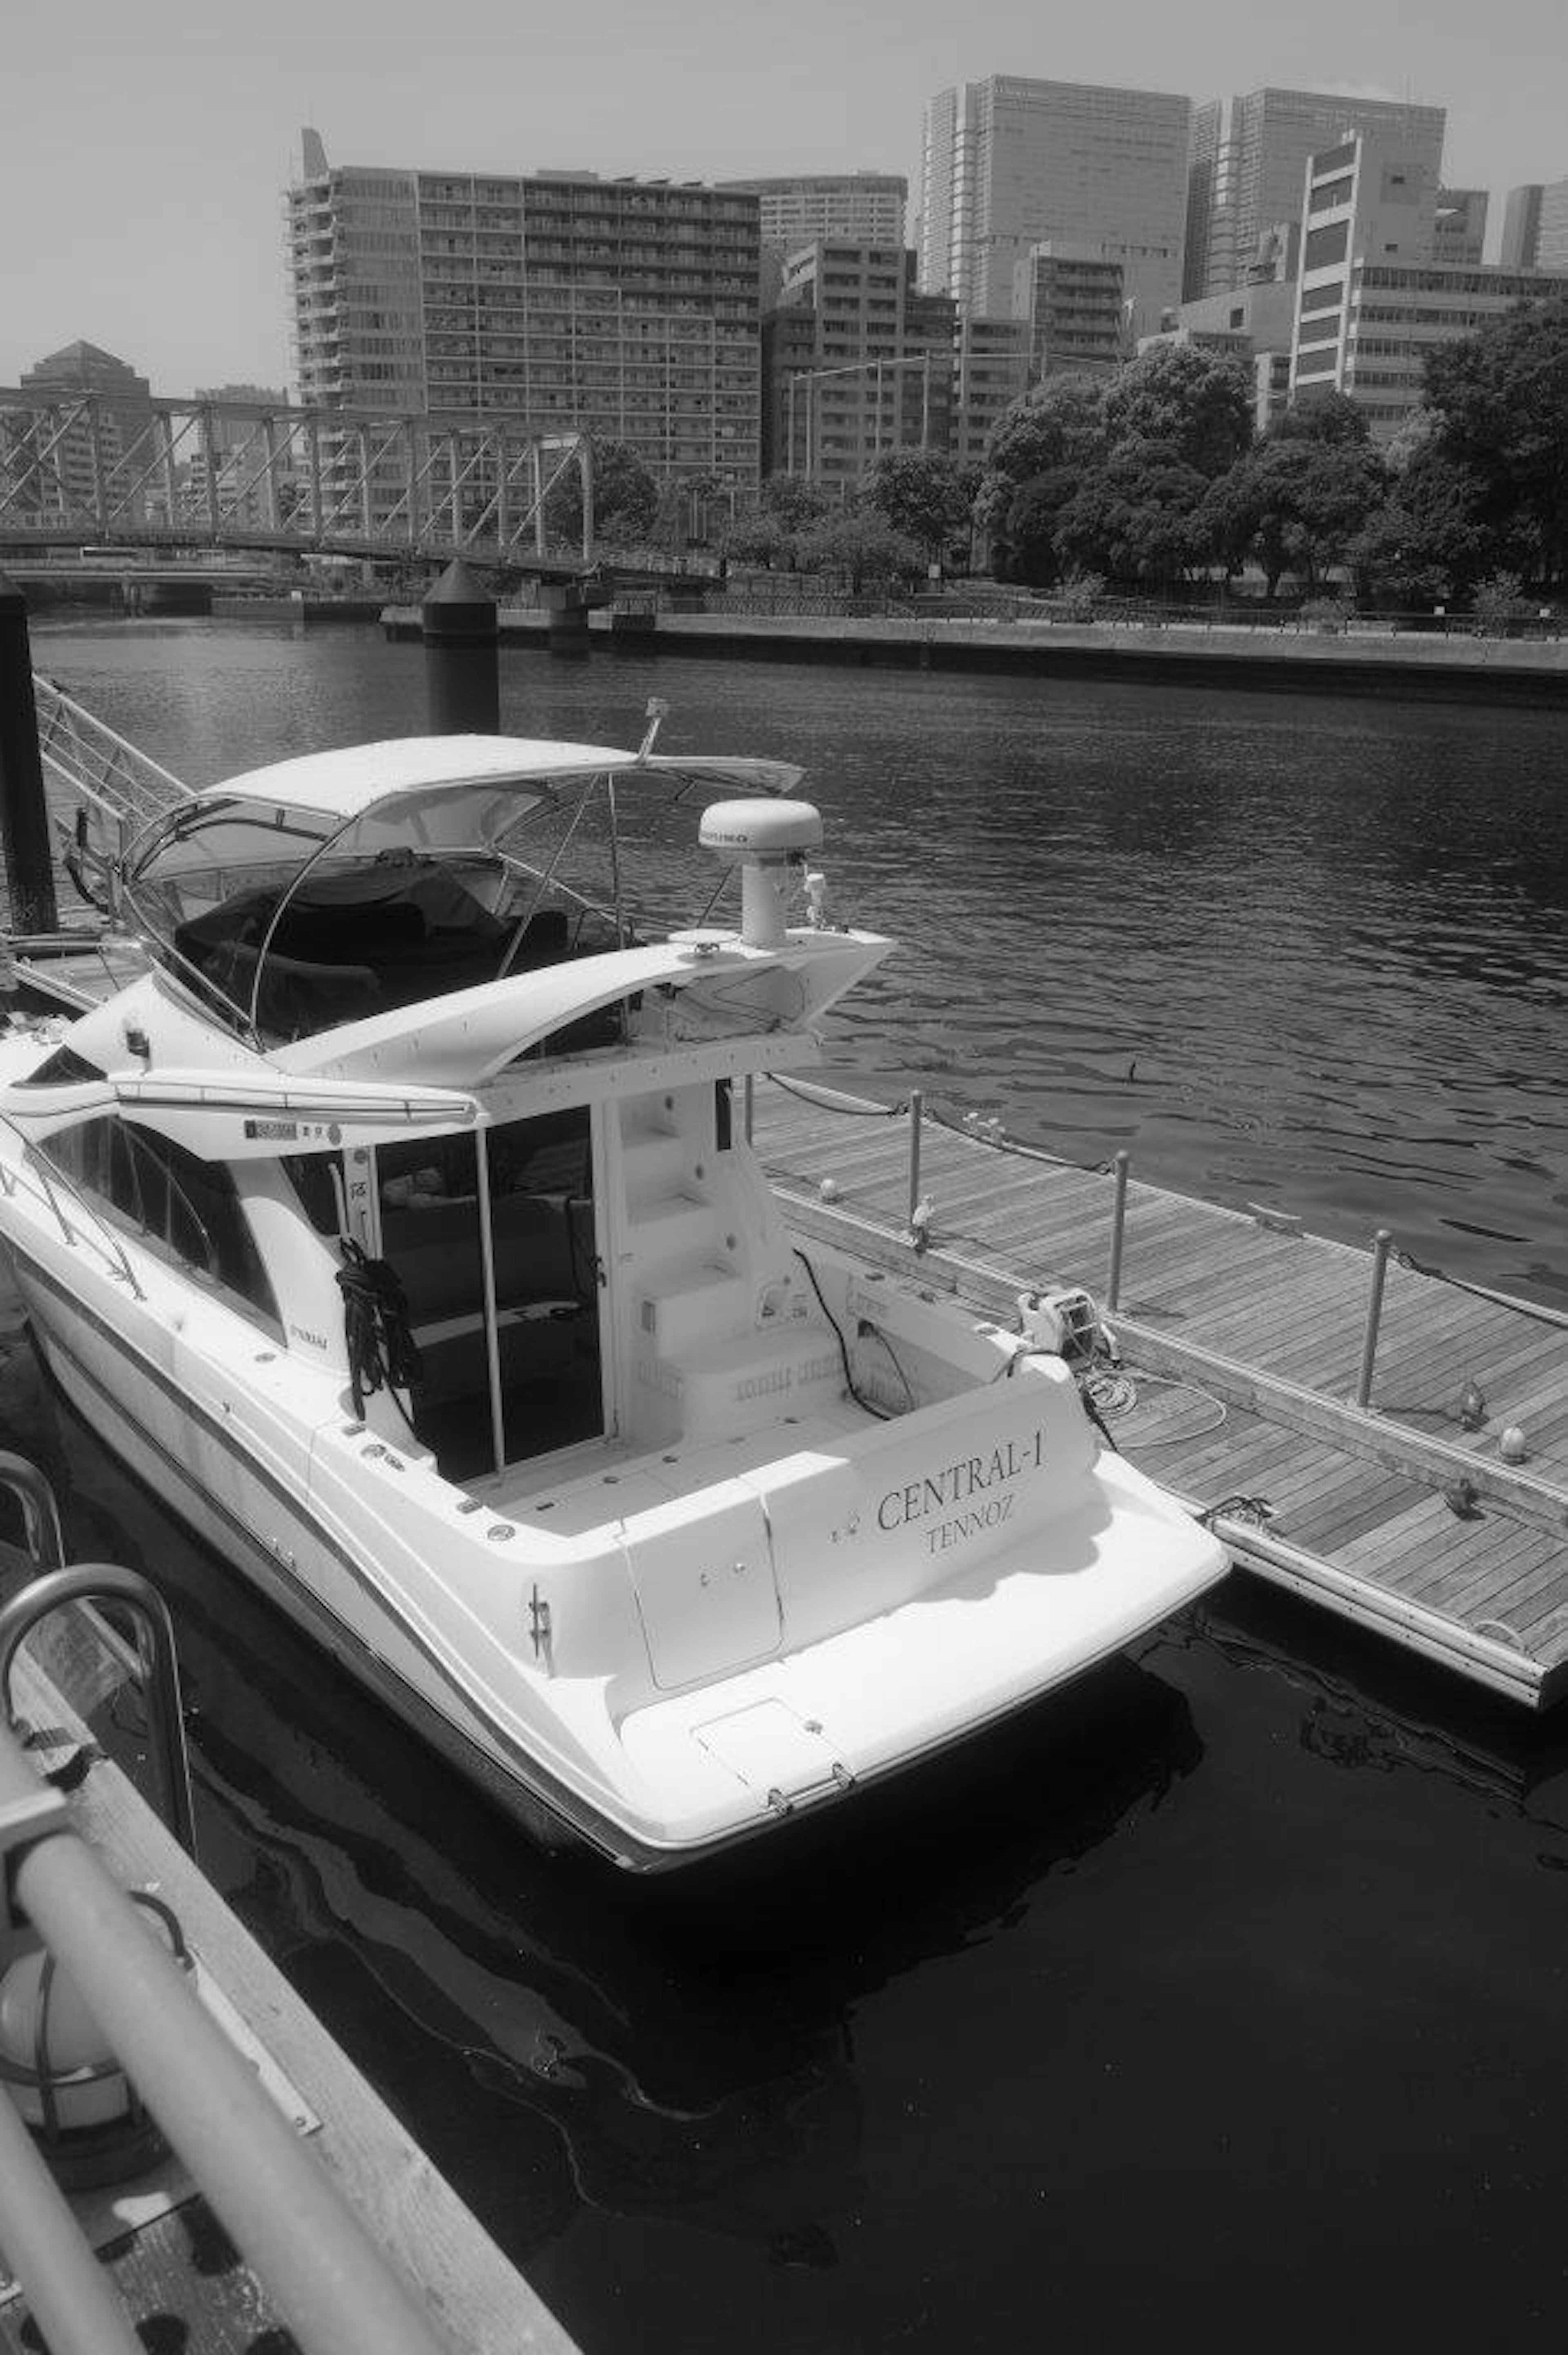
[219,943,382,1039]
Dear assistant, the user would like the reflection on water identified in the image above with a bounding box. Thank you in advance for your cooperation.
[18,620,1568,2350]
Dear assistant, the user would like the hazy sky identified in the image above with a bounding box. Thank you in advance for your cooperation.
[4,0,1565,394]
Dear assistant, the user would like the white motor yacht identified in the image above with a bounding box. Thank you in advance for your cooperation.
[0,725,1225,1867]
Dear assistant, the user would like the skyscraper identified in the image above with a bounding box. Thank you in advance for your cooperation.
[1185,88,1447,301]
[919,77,1191,336]
[1499,184,1544,268]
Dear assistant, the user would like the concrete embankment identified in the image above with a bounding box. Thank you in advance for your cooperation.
[382,603,1568,705]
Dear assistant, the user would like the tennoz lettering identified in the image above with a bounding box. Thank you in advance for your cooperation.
[876,1429,1046,1555]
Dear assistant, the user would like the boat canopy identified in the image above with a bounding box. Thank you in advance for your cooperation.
[118,736,809,1050]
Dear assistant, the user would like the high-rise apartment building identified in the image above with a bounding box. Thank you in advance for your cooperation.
[1011,246,1127,378]
[286,130,762,493]
[1291,131,1568,442]
[10,341,156,525]
[719,175,907,250]
[952,318,1031,468]
[919,77,1190,335]
[761,241,954,485]
[1185,88,1447,301]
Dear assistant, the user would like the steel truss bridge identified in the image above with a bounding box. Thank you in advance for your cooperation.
[0,388,600,572]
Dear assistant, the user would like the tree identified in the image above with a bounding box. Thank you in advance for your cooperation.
[1054,441,1212,590]
[545,438,659,547]
[861,449,979,565]
[1346,442,1494,607]
[996,466,1082,587]
[1196,435,1388,597]
[758,474,834,531]
[1267,390,1372,448]
[793,512,925,593]
[1422,294,1568,588]
[1099,343,1254,478]
[719,510,797,571]
[972,374,1106,568]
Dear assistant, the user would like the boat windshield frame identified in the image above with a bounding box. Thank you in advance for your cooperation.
[120,761,780,1044]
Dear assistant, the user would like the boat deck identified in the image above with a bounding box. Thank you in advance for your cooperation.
[753,1080,1568,1712]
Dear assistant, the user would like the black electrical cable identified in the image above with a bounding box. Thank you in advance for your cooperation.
[791,1247,890,1419]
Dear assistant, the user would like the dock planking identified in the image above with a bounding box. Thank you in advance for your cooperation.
[755,1079,1568,1710]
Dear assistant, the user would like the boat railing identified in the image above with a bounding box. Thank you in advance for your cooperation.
[31,673,192,842]
[0,1116,147,1300]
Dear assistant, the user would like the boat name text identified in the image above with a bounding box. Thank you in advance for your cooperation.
[876,1430,1045,1541]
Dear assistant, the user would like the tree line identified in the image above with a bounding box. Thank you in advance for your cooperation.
[565,291,1568,612]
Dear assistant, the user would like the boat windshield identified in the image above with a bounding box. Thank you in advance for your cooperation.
[123,767,756,1045]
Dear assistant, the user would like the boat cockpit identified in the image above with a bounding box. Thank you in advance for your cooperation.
[118,737,804,1051]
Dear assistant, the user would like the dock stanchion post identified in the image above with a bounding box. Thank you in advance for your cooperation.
[907,1089,924,1233]
[742,1073,754,1144]
[421,559,499,734]
[1355,1229,1394,1409]
[1107,1151,1130,1311]
[0,573,58,933]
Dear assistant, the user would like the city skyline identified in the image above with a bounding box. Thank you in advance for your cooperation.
[4,0,1567,393]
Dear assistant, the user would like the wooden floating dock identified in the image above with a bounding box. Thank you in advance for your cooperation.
[754,1081,1568,1712]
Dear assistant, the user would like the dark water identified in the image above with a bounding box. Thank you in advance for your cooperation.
[16,620,1568,2353]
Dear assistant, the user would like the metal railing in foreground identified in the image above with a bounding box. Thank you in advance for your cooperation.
[31,673,192,841]
[0,1699,452,2355]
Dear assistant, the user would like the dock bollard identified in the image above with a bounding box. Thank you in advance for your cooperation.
[1107,1151,1130,1311]
[907,1090,924,1234]
[421,558,499,734]
[1354,1228,1394,1409]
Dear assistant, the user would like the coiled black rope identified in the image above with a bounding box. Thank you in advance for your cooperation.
[336,1238,423,1419]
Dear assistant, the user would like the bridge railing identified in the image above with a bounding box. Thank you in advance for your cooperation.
[0,389,596,569]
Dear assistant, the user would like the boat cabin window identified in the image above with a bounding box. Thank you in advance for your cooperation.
[42,1119,279,1329]
[13,1046,108,1090]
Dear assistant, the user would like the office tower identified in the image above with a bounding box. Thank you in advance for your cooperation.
[1499,184,1543,267]
[1434,189,1488,265]
[1011,247,1127,378]
[919,77,1190,336]
[286,130,762,493]
[1538,178,1568,269]
[1290,131,1568,442]
[762,241,954,484]
[1186,88,1447,301]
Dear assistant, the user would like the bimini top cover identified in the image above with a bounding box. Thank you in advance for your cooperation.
[120,735,807,1047]
[142,736,803,831]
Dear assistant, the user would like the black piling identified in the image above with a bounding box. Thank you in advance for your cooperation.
[0,575,58,934]
[421,560,499,734]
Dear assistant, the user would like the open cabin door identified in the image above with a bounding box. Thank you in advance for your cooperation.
[375,1107,603,1483]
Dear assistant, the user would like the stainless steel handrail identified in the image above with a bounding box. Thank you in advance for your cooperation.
[0,1717,453,2355]
[0,1565,197,1860]
[0,1114,147,1299]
